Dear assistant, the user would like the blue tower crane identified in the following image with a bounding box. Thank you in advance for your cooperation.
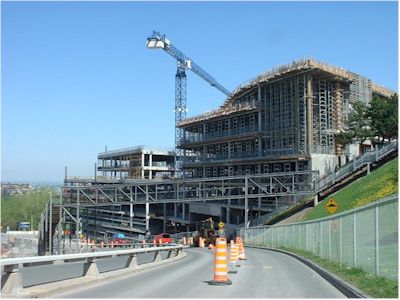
[146,31,230,174]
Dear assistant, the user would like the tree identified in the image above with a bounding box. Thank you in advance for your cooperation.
[346,100,373,151]
[334,130,352,155]
[367,94,398,144]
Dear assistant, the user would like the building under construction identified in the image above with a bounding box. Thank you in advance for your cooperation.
[97,146,175,179]
[178,58,394,180]
[42,58,395,254]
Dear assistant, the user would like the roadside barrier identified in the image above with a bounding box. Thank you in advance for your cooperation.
[0,244,184,296]
[209,238,232,285]
[228,241,238,274]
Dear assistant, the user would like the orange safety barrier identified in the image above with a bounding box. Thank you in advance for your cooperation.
[209,238,232,285]
[236,237,246,260]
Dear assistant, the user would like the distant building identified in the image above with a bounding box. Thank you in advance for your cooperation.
[1,183,34,197]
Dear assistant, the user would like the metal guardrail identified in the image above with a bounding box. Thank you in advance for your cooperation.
[0,244,184,295]
[315,141,398,192]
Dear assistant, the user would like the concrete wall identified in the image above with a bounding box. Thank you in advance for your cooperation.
[311,154,337,177]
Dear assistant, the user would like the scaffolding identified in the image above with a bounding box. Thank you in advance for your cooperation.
[179,58,394,181]
[57,171,317,242]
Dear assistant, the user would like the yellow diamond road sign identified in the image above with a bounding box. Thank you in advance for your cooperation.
[325,198,339,214]
[218,221,224,228]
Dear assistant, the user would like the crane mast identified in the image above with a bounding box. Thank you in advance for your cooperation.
[146,31,230,175]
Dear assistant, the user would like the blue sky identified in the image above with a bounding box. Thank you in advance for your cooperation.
[2,1,398,183]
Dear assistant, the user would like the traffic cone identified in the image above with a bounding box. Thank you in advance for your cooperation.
[209,238,232,285]
[228,242,239,273]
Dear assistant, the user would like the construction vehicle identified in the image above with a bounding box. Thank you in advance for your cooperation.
[193,217,218,247]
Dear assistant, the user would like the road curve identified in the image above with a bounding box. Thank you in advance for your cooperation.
[53,247,346,298]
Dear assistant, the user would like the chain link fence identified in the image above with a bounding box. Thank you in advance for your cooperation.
[238,194,398,281]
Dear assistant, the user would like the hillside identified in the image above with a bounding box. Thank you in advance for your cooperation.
[1,189,51,231]
[303,157,398,221]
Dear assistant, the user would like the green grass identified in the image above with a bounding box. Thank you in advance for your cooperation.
[304,157,398,221]
[280,247,398,298]
[1,189,51,230]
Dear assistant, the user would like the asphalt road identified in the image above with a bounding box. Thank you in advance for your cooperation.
[52,247,346,298]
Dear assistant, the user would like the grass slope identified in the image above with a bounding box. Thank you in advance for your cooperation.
[304,157,398,221]
[281,247,398,298]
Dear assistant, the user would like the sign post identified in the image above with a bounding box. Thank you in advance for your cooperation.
[218,221,225,237]
[325,198,339,214]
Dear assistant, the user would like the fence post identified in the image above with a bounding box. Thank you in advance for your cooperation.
[375,202,379,276]
[292,225,295,249]
[320,220,323,257]
[353,156,356,171]
[339,217,343,266]
[312,222,315,255]
[262,228,265,246]
[353,212,357,267]
[328,219,332,261]
[271,228,275,248]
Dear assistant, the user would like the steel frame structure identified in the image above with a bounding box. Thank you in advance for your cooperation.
[59,171,318,241]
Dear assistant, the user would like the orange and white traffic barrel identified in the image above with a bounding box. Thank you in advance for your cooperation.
[199,237,205,248]
[228,243,239,273]
[209,238,232,285]
[236,237,246,260]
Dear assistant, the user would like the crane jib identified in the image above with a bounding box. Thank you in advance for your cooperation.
[147,31,230,96]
